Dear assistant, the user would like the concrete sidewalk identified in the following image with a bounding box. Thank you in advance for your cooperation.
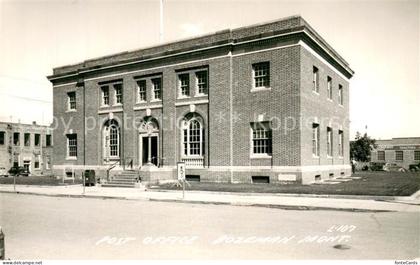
[0,184,419,212]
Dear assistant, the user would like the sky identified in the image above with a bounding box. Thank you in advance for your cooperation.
[0,0,419,140]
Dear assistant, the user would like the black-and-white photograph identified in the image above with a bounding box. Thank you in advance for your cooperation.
[0,0,419,263]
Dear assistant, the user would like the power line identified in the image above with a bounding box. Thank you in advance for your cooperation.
[0,92,52,104]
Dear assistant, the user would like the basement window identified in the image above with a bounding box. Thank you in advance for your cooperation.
[329,173,334,179]
[314,175,321,182]
[186,175,200,182]
[252,176,270,184]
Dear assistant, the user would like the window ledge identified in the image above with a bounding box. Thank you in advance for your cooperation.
[178,95,191,100]
[66,157,77,161]
[251,87,271,93]
[150,99,162,103]
[66,109,77,113]
[250,154,272,159]
[195,93,208,97]
[327,98,333,102]
[312,155,320,158]
[112,103,123,107]
[312,90,319,95]
[327,156,333,159]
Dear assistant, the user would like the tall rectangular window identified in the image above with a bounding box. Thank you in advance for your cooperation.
[101,86,109,106]
[327,127,333,157]
[67,134,77,158]
[253,62,270,88]
[24,133,30,146]
[196,70,208,95]
[67,92,76,110]
[312,124,319,156]
[0,131,4,145]
[152,78,162,100]
[137,80,147,102]
[114,84,123,104]
[35,133,40,146]
[338,84,343,105]
[327,76,332,100]
[251,122,272,155]
[313,66,319,92]
[415,151,420,161]
[179,73,190,97]
[34,155,40,169]
[46,134,52,147]
[338,130,344,157]
[378,151,385,161]
[395,150,403,161]
[13,132,20,146]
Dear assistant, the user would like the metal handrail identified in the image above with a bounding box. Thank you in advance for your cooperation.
[106,160,120,182]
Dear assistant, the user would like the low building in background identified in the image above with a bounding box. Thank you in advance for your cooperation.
[0,121,53,176]
[371,137,420,170]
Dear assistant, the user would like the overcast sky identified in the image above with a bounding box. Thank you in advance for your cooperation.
[0,0,418,140]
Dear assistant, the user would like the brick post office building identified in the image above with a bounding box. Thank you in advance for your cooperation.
[47,16,354,184]
[371,137,420,170]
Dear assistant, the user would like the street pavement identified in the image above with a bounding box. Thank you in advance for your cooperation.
[0,184,419,212]
[0,192,419,259]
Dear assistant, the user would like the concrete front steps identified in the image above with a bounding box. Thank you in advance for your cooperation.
[102,170,140,188]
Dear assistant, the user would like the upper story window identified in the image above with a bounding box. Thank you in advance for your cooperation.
[395,150,403,161]
[24,133,30,146]
[67,92,76,110]
[178,73,190,97]
[152,78,162,100]
[67,134,77,158]
[378,151,385,161]
[136,80,147,102]
[338,84,343,105]
[327,127,333,157]
[0,131,5,145]
[101,86,110,106]
[313,66,319,93]
[46,134,52,147]
[312,123,319,157]
[35,133,40,147]
[252,62,270,89]
[251,122,272,156]
[13,132,20,146]
[327,76,332,100]
[114,83,123,104]
[196,71,208,95]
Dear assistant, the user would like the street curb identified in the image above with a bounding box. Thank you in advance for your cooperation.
[0,190,395,213]
[148,188,405,201]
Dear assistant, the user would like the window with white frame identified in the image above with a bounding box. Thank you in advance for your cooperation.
[152,78,162,100]
[137,80,147,102]
[338,84,343,105]
[67,134,77,158]
[327,76,332,100]
[101,86,109,106]
[13,132,20,146]
[338,130,344,157]
[196,70,208,95]
[312,123,320,156]
[182,117,203,156]
[327,127,333,157]
[46,134,52,147]
[313,66,319,92]
[415,151,420,161]
[114,84,123,104]
[253,62,270,89]
[251,122,272,155]
[178,73,190,97]
[395,150,403,161]
[67,92,76,110]
[103,119,120,158]
[24,133,30,146]
[378,151,385,161]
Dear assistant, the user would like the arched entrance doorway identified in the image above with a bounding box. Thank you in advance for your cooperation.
[139,118,159,167]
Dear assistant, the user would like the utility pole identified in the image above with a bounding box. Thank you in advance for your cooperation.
[159,0,164,43]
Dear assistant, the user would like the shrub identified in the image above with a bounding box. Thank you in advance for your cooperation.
[370,162,385,171]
